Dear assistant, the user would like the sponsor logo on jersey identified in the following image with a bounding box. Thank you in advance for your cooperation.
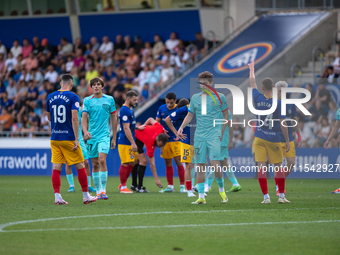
[215,42,275,74]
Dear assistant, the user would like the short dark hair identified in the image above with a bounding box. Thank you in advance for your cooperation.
[262,77,273,91]
[198,71,213,84]
[165,92,176,100]
[90,77,104,87]
[126,90,138,98]
[156,133,168,145]
[61,74,73,82]
[177,98,189,109]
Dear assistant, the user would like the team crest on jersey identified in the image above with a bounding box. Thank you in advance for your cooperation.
[183,156,187,160]
[215,42,275,74]
[102,104,109,109]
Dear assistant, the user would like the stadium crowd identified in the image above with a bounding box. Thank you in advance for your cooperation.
[0,32,207,135]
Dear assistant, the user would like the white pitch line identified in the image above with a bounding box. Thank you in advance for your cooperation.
[0,207,339,233]
[2,220,340,233]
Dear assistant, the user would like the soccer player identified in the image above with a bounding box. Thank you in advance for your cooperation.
[248,61,290,204]
[46,74,97,205]
[117,90,140,193]
[134,117,169,192]
[323,107,340,194]
[165,98,196,197]
[82,77,117,200]
[275,81,302,195]
[178,71,229,204]
[156,92,186,193]
[65,105,96,193]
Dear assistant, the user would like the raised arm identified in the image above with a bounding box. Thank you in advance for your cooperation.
[324,120,340,149]
[248,61,258,89]
[144,117,157,126]
[164,116,184,141]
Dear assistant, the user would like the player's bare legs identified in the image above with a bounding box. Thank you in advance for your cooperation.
[257,161,270,203]
[275,157,294,195]
[220,158,241,192]
[91,152,109,198]
[118,161,136,193]
[164,158,175,192]
[185,162,195,197]
[273,162,290,203]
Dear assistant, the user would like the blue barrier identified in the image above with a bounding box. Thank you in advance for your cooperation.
[0,147,339,178]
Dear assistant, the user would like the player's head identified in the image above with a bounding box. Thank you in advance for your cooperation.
[198,71,213,89]
[261,77,274,93]
[90,77,104,95]
[165,92,176,109]
[275,81,288,100]
[60,74,74,90]
[126,90,138,107]
[156,133,168,147]
[177,98,189,109]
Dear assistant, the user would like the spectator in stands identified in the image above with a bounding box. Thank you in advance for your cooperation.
[141,1,152,9]
[100,52,113,69]
[40,108,50,132]
[13,65,22,83]
[145,63,160,92]
[38,53,50,70]
[99,36,114,56]
[3,52,17,78]
[16,54,25,69]
[165,32,179,54]
[77,78,89,102]
[142,41,152,57]
[161,49,176,67]
[118,68,128,84]
[298,119,314,147]
[115,34,125,51]
[6,78,17,100]
[137,65,150,88]
[103,65,116,82]
[304,83,316,108]
[44,65,58,83]
[175,48,189,73]
[160,61,174,87]
[103,0,115,11]
[326,44,340,65]
[73,38,86,55]
[24,52,38,72]
[125,47,140,71]
[321,66,339,83]
[140,83,150,104]
[0,40,7,59]
[315,83,332,111]
[309,99,327,123]
[134,35,144,55]
[332,52,340,74]
[65,56,74,72]
[73,49,85,71]
[21,110,40,137]
[32,36,43,57]
[22,38,33,59]
[0,54,5,77]
[84,43,92,56]
[31,68,43,87]
[85,64,99,84]
[90,37,100,53]
[0,108,13,133]
[232,117,245,148]
[10,40,22,58]
[60,37,73,57]
[152,34,163,59]
[19,69,31,83]
[0,91,14,112]
[141,54,153,68]
[41,38,54,59]
[312,116,331,147]
[123,35,134,55]
[328,101,338,122]
[193,31,205,57]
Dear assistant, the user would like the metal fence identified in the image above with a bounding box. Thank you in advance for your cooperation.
[256,0,337,10]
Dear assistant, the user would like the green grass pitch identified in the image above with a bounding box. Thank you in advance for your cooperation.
[0,176,339,255]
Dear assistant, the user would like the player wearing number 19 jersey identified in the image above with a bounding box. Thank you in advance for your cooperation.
[46,74,97,205]
[248,61,290,204]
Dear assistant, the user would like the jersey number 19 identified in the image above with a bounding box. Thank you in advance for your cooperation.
[52,105,66,123]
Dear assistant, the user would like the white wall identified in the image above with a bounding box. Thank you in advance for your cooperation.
[199,0,255,41]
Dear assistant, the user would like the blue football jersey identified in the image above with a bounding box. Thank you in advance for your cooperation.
[46,90,80,141]
[156,103,181,142]
[252,88,285,143]
[118,105,136,145]
[281,104,297,142]
[169,105,190,144]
